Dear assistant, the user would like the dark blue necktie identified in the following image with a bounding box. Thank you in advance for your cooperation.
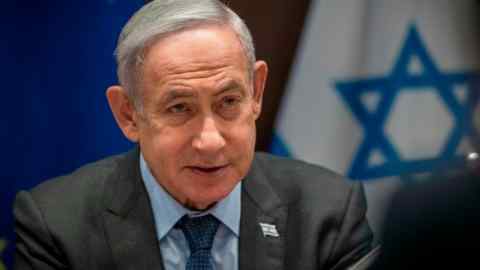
[176,214,220,270]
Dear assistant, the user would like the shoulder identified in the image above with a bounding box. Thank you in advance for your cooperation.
[16,149,138,221]
[249,153,372,268]
[13,151,138,268]
[252,152,360,205]
[32,151,133,199]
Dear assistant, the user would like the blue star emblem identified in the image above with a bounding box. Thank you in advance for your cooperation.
[336,24,480,181]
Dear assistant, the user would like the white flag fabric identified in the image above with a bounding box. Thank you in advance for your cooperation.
[273,0,480,237]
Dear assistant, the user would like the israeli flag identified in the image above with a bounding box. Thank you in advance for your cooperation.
[273,0,480,236]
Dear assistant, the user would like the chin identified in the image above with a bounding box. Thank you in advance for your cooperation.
[186,197,219,211]
[187,187,233,210]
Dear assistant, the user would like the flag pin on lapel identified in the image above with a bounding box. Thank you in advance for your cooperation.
[259,222,279,237]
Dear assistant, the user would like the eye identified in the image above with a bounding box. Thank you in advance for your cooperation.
[216,95,243,120]
[221,96,241,108]
[167,103,189,114]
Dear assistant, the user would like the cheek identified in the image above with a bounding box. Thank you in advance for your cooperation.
[139,125,192,171]
[142,123,189,150]
[232,109,257,143]
[226,115,257,163]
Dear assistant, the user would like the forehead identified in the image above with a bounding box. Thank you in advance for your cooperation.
[141,25,249,84]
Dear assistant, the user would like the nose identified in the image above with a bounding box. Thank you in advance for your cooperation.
[192,116,226,153]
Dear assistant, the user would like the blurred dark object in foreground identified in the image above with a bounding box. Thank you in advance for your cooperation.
[370,153,480,269]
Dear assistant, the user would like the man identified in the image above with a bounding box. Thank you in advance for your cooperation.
[14,0,373,269]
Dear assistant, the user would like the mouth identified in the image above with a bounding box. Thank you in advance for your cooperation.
[187,164,230,176]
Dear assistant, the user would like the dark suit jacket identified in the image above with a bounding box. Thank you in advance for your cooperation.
[14,149,373,270]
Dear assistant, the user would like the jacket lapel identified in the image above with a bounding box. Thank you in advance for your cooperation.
[102,149,164,270]
[239,156,288,270]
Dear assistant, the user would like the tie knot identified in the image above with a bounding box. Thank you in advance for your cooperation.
[176,214,220,252]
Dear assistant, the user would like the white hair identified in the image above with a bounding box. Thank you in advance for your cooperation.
[114,0,256,108]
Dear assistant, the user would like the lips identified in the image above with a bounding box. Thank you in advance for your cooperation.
[187,164,229,175]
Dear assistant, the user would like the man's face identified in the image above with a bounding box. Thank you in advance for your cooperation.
[130,25,266,210]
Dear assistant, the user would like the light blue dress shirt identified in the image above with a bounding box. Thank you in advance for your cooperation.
[140,154,240,270]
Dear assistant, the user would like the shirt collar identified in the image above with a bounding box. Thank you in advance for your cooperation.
[140,153,241,240]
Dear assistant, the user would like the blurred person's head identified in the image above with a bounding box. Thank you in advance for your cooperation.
[371,171,480,269]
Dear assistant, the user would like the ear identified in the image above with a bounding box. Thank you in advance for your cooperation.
[252,60,268,119]
[106,85,140,142]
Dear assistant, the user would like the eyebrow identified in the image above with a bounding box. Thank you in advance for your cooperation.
[160,80,244,104]
[161,89,198,104]
[214,80,244,96]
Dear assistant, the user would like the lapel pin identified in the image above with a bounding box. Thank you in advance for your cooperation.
[259,222,279,237]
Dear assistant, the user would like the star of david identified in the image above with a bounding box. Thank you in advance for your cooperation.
[335,24,480,181]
